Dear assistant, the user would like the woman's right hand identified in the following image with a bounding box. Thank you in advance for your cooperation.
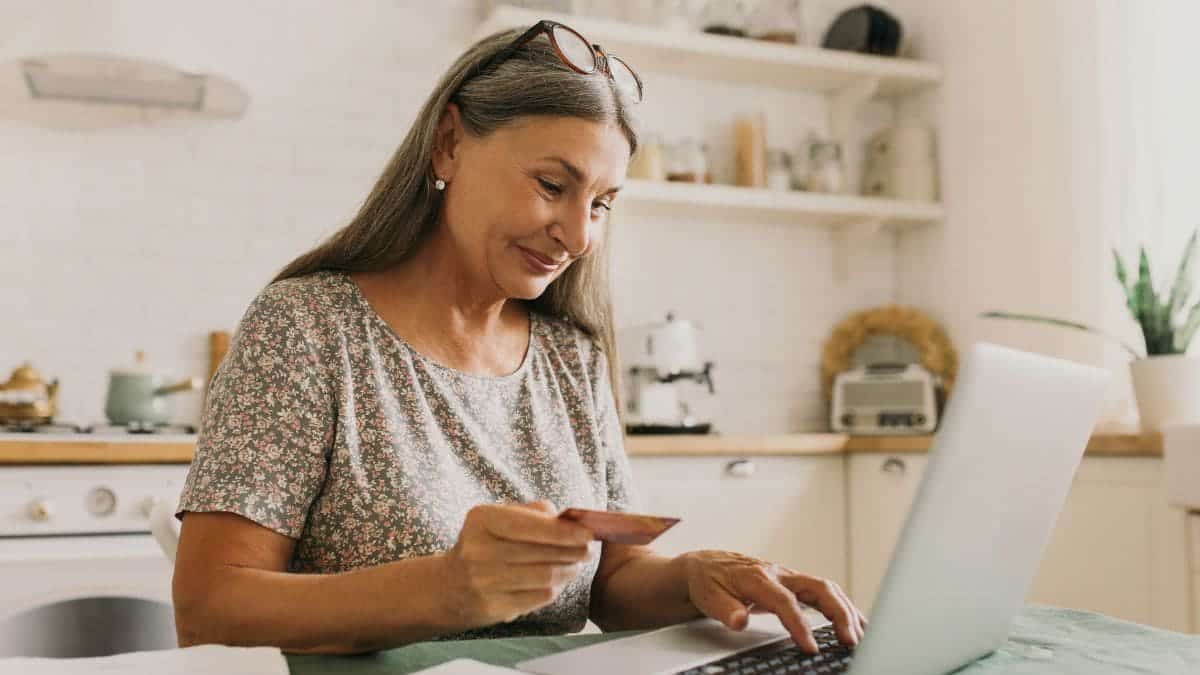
[443,500,595,627]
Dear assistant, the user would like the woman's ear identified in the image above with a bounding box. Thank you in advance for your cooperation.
[431,102,465,183]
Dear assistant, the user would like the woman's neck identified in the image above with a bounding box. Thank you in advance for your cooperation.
[354,238,530,376]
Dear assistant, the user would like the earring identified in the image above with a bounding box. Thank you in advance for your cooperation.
[434,178,446,191]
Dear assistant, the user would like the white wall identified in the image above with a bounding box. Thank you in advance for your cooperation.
[892,0,1200,426]
[2,0,907,432]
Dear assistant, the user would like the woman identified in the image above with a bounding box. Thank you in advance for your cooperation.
[172,20,866,655]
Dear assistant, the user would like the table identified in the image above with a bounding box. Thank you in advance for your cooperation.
[286,607,1200,674]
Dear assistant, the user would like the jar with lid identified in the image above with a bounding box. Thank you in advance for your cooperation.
[665,138,707,183]
[701,0,750,36]
[765,149,792,191]
[746,0,806,44]
[806,140,844,193]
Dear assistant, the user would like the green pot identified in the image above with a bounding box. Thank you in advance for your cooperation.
[104,366,200,426]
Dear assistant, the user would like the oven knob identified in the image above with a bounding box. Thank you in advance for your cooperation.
[28,498,55,522]
[140,496,160,518]
[86,487,117,517]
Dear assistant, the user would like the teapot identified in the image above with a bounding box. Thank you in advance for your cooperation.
[104,351,200,426]
[0,362,59,422]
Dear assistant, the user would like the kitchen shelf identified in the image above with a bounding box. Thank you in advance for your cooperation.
[477,5,942,97]
[617,179,943,229]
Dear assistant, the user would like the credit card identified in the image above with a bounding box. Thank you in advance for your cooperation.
[558,508,680,545]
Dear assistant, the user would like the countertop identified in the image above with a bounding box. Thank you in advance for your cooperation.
[0,430,1162,464]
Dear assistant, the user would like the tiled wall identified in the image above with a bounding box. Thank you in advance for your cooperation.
[2,0,903,432]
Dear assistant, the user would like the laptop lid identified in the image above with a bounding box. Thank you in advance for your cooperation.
[847,343,1109,675]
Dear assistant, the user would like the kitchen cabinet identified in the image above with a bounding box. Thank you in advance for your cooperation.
[629,455,847,585]
[845,453,927,612]
[846,454,1192,632]
[1191,515,1200,632]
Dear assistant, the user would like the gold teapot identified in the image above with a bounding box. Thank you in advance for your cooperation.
[0,362,59,423]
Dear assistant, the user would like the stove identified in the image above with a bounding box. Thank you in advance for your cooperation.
[0,420,197,435]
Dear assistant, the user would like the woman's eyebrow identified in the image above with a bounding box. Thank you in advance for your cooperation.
[540,156,622,195]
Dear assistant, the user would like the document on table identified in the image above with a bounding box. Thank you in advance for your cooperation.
[412,658,525,674]
[0,644,287,675]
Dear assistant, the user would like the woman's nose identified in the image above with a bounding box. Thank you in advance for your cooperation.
[552,203,593,258]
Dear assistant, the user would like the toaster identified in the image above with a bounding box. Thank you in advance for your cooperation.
[831,363,938,435]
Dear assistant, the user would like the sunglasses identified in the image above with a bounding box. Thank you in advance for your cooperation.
[476,20,644,103]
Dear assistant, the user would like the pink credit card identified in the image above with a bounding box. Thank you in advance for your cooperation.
[558,508,681,545]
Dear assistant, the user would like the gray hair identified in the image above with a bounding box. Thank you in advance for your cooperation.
[273,28,639,408]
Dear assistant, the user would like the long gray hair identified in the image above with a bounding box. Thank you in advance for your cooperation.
[273,28,639,407]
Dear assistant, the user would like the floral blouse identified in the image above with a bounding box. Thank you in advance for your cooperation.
[177,270,637,639]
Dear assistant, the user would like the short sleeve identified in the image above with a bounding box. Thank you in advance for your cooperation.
[176,284,336,538]
[592,344,641,513]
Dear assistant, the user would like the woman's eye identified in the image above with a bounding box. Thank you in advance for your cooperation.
[538,178,563,195]
[591,200,613,214]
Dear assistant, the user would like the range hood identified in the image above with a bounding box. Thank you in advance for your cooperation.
[0,53,249,129]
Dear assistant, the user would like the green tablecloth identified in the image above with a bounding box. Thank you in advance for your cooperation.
[286,607,1200,675]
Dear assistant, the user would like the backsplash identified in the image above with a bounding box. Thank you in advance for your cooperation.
[2,0,904,433]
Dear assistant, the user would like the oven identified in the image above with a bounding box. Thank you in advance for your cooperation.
[0,463,190,657]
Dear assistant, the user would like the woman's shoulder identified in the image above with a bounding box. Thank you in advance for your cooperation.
[234,270,359,351]
[247,270,356,324]
[533,311,610,373]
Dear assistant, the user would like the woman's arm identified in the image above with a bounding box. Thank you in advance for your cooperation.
[174,501,594,655]
[173,512,459,654]
[588,543,700,631]
[589,544,867,653]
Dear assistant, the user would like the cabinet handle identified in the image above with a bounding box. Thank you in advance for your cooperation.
[881,457,907,475]
[725,459,756,478]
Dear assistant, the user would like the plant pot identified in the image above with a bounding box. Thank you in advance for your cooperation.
[1129,354,1200,431]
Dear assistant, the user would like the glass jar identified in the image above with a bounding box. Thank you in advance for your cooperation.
[701,0,750,37]
[746,0,805,44]
[765,149,793,191]
[666,138,707,183]
[806,140,845,193]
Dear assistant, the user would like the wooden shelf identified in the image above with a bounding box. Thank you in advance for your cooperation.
[617,179,943,228]
[478,5,942,96]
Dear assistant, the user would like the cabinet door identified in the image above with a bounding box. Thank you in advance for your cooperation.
[1028,458,1190,632]
[846,453,928,612]
[629,455,847,585]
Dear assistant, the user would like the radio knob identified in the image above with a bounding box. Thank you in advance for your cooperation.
[28,498,55,522]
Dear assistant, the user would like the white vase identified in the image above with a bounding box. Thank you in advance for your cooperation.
[1129,354,1200,431]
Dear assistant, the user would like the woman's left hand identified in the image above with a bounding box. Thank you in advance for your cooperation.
[680,550,867,654]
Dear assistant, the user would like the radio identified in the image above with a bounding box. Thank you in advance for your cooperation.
[831,363,939,435]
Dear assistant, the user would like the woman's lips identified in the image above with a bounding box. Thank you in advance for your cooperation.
[518,246,562,274]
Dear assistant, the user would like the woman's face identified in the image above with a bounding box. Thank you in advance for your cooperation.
[433,108,631,301]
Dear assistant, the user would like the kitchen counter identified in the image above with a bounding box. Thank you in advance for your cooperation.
[0,430,1162,464]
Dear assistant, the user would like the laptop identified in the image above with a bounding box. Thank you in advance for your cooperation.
[518,343,1110,675]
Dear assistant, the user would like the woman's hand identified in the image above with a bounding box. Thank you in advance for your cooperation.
[443,500,595,627]
[680,550,867,654]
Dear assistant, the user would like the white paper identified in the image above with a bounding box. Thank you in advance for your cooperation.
[0,644,287,675]
[411,658,525,674]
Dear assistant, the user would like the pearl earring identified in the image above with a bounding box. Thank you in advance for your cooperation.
[434,178,446,191]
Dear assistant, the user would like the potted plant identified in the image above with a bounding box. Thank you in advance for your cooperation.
[982,230,1200,431]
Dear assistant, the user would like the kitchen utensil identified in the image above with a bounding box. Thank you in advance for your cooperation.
[822,5,902,56]
[0,362,58,423]
[623,313,716,434]
[104,351,201,426]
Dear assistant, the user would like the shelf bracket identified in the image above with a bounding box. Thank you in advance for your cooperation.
[829,77,881,163]
[831,217,887,284]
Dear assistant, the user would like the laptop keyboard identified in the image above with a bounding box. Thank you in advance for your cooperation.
[676,625,854,675]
